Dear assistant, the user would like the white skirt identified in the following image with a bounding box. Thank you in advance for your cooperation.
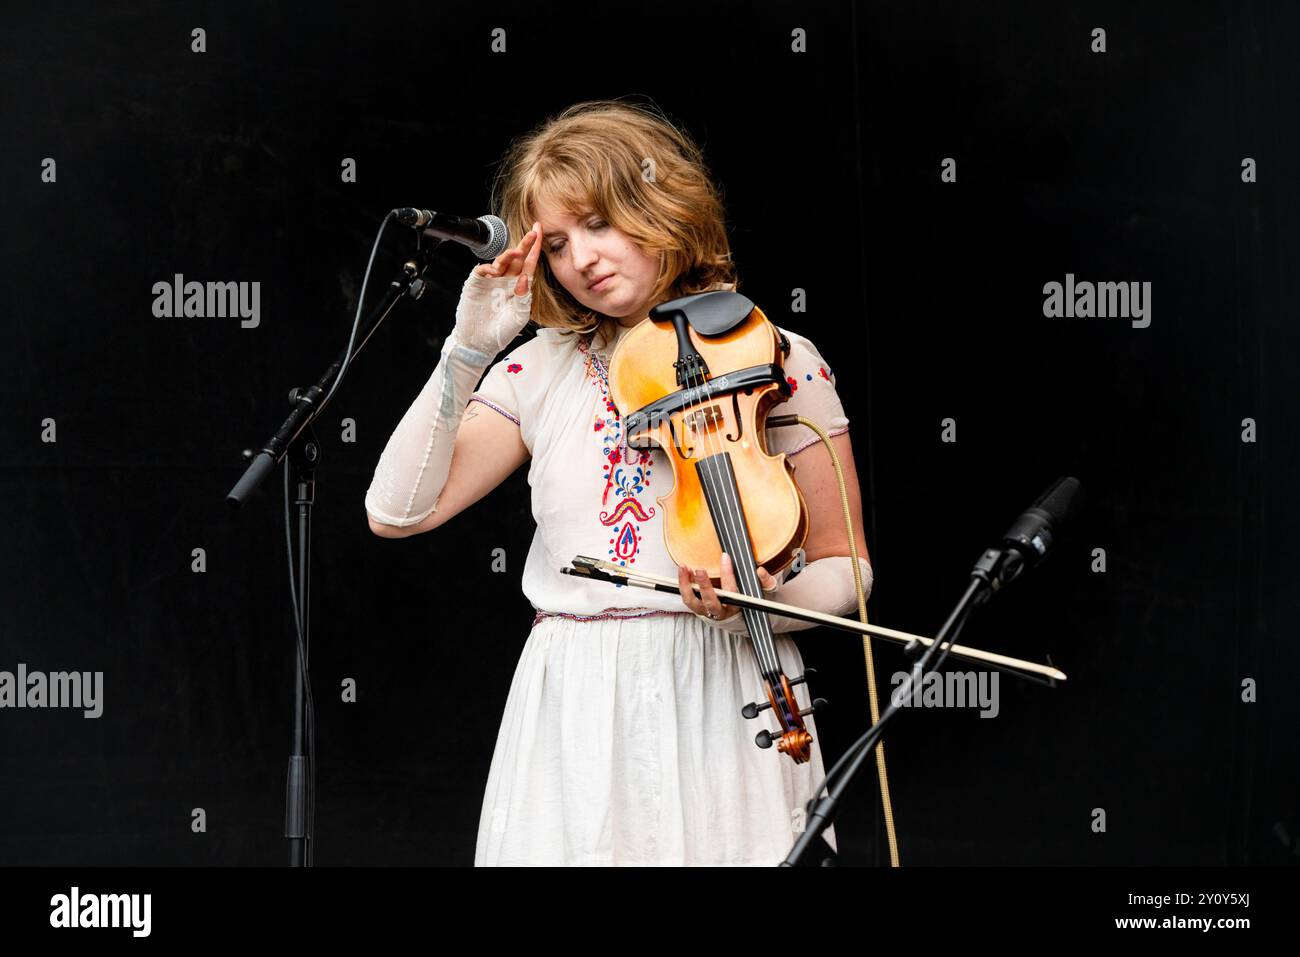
[474,610,836,866]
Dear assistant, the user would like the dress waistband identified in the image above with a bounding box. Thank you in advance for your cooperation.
[531,607,699,628]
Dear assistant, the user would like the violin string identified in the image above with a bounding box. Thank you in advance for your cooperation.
[684,338,766,668]
[686,320,780,678]
[703,327,781,678]
[705,346,781,678]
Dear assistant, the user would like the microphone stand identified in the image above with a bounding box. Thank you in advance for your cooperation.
[226,233,445,866]
[782,544,1026,867]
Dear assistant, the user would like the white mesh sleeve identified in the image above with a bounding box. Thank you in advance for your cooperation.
[363,329,496,528]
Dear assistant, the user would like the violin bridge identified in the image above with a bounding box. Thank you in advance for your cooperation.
[684,404,724,436]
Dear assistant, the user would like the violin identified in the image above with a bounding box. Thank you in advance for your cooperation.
[607,290,821,763]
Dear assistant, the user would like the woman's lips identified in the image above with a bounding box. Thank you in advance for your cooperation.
[589,274,615,292]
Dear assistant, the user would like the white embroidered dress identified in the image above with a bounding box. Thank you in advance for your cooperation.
[467,317,850,866]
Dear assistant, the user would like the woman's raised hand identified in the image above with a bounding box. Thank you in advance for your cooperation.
[455,221,544,356]
[472,220,543,297]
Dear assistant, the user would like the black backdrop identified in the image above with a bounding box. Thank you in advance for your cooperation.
[2,0,1296,867]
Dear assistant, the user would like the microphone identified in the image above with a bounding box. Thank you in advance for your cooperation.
[1002,476,1082,567]
[393,209,510,260]
[976,476,1083,590]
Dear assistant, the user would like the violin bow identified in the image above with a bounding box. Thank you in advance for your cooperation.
[562,555,1067,684]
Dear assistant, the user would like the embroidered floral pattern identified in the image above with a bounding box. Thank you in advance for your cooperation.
[791,361,836,388]
[507,362,522,374]
[579,336,655,568]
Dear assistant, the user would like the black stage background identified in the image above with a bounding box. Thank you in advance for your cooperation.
[2,0,1296,867]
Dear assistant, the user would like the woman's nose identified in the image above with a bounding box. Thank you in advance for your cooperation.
[569,236,599,270]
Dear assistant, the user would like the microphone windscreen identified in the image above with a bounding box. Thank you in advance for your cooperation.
[1033,476,1083,530]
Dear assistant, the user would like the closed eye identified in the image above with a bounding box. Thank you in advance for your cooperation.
[547,219,607,254]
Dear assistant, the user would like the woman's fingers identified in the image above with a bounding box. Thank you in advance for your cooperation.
[494,248,521,275]
[724,553,773,596]
[475,223,542,292]
[516,221,542,296]
[485,230,531,272]
[728,552,778,593]
[678,564,721,617]
[716,554,741,619]
[695,565,733,620]
[680,555,776,621]
[719,552,738,591]
[677,563,702,612]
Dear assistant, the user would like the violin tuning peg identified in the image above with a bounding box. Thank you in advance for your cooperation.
[799,697,830,719]
[754,729,774,749]
[741,700,771,719]
[789,667,817,688]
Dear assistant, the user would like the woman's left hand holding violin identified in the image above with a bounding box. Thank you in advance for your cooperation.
[678,552,779,622]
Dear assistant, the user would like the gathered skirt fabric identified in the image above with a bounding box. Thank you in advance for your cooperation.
[474,611,835,866]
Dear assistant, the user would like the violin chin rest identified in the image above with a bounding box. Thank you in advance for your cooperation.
[650,290,756,337]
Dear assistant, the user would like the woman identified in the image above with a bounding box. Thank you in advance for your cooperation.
[365,100,872,866]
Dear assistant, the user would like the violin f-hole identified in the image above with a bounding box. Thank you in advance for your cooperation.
[681,399,744,445]
[725,391,744,442]
[668,411,694,460]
